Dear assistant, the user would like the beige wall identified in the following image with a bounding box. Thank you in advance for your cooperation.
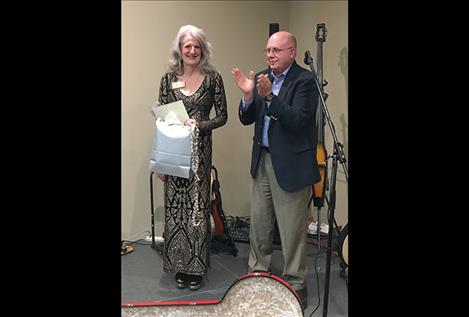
[289,1,349,228]
[122,0,348,239]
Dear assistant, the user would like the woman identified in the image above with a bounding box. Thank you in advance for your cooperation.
[156,25,227,291]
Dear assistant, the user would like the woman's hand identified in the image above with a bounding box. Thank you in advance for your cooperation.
[185,118,198,126]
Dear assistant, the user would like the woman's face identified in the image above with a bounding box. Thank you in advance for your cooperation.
[180,35,201,67]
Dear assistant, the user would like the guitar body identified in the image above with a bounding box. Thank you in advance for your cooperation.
[211,200,225,236]
[121,272,304,317]
[210,165,227,236]
[209,165,238,256]
[312,143,328,207]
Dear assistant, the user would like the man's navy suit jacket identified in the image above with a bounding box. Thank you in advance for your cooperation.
[239,61,321,192]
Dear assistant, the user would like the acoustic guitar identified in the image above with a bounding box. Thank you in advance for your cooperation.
[211,165,226,236]
[210,165,238,256]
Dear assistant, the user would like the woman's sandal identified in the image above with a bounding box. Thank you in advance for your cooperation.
[175,272,188,289]
[187,274,202,291]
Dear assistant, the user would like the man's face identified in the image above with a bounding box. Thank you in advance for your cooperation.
[265,34,295,75]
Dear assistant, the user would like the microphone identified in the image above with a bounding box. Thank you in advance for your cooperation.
[269,23,279,37]
[304,50,312,65]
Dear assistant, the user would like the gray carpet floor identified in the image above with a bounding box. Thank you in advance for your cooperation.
[122,238,348,316]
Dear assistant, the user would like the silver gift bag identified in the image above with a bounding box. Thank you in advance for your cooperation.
[149,117,194,178]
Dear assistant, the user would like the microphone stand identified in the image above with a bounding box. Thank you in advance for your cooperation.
[304,50,348,317]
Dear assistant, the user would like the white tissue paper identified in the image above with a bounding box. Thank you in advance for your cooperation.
[149,114,194,178]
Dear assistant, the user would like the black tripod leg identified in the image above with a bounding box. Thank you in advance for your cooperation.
[150,172,164,255]
[322,153,338,317]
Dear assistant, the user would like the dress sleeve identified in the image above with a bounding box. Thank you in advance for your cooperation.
[198,71,228,131]
[158,73,170,105]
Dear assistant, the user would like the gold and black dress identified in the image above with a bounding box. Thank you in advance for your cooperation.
[158,70,227,276]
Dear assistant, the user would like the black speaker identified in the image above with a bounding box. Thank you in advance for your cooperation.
[269,23,279,37]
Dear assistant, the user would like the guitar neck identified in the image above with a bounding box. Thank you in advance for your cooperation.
[315,23,327,144]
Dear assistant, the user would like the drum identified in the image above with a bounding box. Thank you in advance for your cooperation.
[338,223,348,268]
[121,272,304,317]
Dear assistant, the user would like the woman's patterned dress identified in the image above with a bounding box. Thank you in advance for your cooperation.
[158,70,227,276]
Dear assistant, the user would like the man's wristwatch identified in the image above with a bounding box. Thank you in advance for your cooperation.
[265,91,274,102]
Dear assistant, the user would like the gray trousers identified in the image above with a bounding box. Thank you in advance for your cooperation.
[248,149,310,290]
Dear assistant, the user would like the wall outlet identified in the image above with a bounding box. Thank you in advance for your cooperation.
[145,235,164,243]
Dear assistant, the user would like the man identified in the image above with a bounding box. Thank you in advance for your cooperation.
[232,31,320,308]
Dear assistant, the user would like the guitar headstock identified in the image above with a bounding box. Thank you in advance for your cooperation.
[315,23,327,43]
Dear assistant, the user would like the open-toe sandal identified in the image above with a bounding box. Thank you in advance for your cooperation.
[175,272,188,289]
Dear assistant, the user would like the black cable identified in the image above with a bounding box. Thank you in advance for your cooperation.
[121,238,152,246]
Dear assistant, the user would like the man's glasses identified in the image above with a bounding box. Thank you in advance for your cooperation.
[264,46,294,56]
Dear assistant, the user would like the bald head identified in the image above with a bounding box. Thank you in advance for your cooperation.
[265,31,297,75]
[268,31,297,50]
